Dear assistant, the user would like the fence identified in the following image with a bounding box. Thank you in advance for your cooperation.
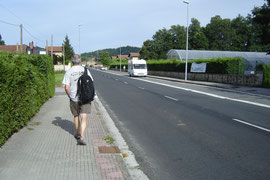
[148,71,263,87]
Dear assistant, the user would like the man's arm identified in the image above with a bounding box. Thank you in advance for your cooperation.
[64,85,71,98]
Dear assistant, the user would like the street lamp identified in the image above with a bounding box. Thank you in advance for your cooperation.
[183,0,189,81]
[78,24,83,57]
[120,46,122,72]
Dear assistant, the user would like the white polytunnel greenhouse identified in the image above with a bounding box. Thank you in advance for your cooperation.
[167,49,270,71]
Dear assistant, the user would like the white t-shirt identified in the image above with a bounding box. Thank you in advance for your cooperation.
[62,65,94,102]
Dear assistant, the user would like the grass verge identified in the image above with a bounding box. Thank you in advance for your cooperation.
[55,71,65,87]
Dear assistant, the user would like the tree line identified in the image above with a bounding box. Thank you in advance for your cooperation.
[140,0,270,60]
[81,46,140,59]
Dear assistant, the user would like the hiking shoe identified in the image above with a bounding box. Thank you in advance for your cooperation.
[77,139,86,146]
[74,134,81,140]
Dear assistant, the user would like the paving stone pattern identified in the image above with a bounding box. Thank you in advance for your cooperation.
[0,93,124,180]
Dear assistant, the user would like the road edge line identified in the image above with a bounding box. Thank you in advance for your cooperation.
[232,118,270,133]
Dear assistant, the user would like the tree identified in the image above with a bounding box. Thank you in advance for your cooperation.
[81,46,140,59]
[152,28,174,59]
[169,25,186,50]
[0,34,5,45]
[100,51,111,66]
[62,35,74,60]
[252,0,270,52]
[189,18,208,50]
[231,15,250,51]
[205,15,234,51]
[245,14,264,52]
[140,40,159,60]
[140,25,187,60]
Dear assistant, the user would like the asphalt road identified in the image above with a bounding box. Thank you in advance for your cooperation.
[90,68,270,180]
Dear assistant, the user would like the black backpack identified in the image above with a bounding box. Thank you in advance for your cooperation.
[77,67,95,104]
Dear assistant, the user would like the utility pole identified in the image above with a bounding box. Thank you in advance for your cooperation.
[120,46,122,72]
[78,25,82,56]
[63,44,65,71]
[183,0,190,81]
[97,51,99,64]
[51,34,53,59]
[20,24,23,53]
[46,40,48,55]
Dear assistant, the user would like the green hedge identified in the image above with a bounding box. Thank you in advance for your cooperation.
[0,52,55,146]
[110,57,244,74]
[262,65,270,88]
[110,62,128,70]
[146,58,244,74]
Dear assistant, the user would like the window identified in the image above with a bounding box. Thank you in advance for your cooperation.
[134,64,146,69]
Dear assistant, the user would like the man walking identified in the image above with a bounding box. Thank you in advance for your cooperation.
[62,55,94,145]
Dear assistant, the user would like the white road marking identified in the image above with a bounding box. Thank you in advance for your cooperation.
[177,120,186,126]
[124,82,128,84]
[165,96,178,101]
[94,70,270,109]
[138,87,145,90]
[115,79,118,81]
[137,79,270,109]
[232,119,270,133]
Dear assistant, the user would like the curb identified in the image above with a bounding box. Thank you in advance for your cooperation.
[94,96,149,180]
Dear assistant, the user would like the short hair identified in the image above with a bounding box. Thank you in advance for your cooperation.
[71,55,81,64]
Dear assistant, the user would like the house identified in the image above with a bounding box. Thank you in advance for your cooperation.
[128,53,140,60]
[112,56,117,60]
[47,46,63,56]
[80,61,87,67]
[116,54,129,59]
[0,44,28,53]
[27,45,46,55]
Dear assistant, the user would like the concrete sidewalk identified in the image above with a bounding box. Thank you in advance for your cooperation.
[0,88,146,180]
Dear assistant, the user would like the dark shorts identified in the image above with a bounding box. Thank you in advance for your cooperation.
[70,100,91,116]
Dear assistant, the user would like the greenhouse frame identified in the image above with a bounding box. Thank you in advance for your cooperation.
[167,49,270,70]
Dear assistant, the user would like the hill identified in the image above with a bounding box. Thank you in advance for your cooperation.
[81,46,140,59]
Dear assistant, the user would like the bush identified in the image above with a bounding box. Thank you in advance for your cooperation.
[0,52,55,146]
[146,58,243,74]
[109,57,243,74]
[262,65,270,88]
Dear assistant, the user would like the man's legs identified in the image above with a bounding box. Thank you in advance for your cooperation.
[80,113,87,139]
[73,115,80,135]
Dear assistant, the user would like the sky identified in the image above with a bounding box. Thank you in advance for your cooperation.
[0,0,266,54]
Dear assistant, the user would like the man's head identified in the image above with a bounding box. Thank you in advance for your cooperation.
[71,55,81,65]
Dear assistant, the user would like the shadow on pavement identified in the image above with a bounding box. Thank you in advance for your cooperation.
[52,117,75,136]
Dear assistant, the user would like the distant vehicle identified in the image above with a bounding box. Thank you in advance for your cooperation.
[95,65,103,70]
[101,67,108,71]
[128,59,147,77]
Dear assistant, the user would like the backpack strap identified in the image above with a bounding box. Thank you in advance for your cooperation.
[84,67,88,75]
[76,77,81,97]
[76,68,87,97]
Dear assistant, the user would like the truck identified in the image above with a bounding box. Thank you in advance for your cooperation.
[128,59,147,77]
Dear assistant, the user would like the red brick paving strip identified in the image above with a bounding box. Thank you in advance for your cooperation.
[89,103,124,180]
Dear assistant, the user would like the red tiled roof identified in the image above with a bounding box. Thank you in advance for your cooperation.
[116,55,129,59]
[128,53,140,57]
[0,45,27,53]
[47,46,62,52]
[88,58,95,62]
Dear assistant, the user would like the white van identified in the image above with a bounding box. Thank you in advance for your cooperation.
[128,59,147,77]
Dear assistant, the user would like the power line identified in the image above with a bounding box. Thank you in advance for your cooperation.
[0,3,47,42]
[0,20,20,27]
[23,27,45,43]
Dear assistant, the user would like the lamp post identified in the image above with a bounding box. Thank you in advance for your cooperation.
[183,0,189,81]
[120,46,122,72]
[78,24,83,57]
